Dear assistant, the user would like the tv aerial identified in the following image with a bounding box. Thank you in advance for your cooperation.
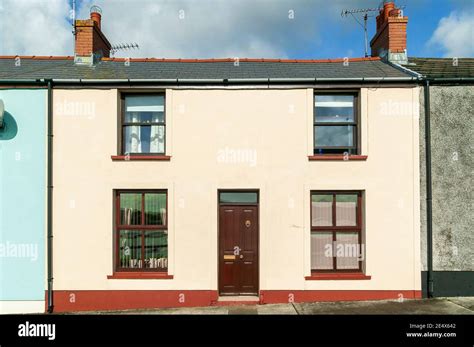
[110,43,140,57]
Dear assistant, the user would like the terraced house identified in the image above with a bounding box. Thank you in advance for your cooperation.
[0,86,46,314]
[0,2,429,312]
[401,58,474,298]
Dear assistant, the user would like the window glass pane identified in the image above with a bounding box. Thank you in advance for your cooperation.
[311,194,333,226]
[336,194,358,226]
[119,230,142,269]
[219,192,258,204]
[314,125,354,147]
[311,232,333,270]
[120,193,142,225]
[144,231,168,269]
[125,95,164,123]
[125,111,164,124]
[335,232,360,270]
[145,193,166,225]
[124,125,165,154]
[315,95,354,106]
[315,95,354,123]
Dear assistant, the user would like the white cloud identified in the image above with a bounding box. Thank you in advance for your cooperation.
[0,0,377,58]
[428,10,474,57]
[77,0,318,58]
[0,0,72,56]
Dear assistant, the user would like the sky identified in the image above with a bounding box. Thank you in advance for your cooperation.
[0,0,472,59]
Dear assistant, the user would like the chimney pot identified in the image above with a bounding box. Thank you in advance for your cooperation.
[90,11,101,30]
[383,2,395,18]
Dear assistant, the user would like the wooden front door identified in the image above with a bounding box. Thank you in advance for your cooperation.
[219,205,259,295]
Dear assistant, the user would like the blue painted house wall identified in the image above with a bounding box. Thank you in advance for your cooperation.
[0,89,46,312]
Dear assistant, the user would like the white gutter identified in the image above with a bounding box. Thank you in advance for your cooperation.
[387,61,424,79]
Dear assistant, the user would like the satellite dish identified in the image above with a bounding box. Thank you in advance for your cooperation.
[0,99,4,128]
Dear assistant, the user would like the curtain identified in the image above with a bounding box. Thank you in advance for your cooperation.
[335,232,359,269]
[312,201,332,226]
[336,202,357,226]
[311,233,333,270]
[150,124,164,153]
[128,112,141,153]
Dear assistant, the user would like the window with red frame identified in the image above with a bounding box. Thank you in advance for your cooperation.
[310,191,363,272]
[115,190,168,272]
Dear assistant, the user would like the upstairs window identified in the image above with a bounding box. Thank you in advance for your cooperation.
[314,94,358,155]
[121,94,165,155]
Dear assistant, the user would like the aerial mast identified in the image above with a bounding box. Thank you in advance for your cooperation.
[341,7,380,58]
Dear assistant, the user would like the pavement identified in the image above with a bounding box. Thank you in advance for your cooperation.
[78,297,474,315]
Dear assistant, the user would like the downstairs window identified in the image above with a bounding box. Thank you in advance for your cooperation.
[115,190,168,272]
[311,191,363,272]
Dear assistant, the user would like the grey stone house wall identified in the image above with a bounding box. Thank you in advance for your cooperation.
[419,85,474,272]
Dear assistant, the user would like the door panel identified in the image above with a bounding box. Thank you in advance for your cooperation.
[219,207,240,294]
[239,208,258,294]
[219,205,258,295]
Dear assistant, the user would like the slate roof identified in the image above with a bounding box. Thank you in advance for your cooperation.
[404,57,474,79]
[0,56,413,82]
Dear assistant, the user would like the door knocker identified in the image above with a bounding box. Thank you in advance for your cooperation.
[245,220,251,228]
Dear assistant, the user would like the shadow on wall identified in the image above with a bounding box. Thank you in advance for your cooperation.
[0,112,18,140]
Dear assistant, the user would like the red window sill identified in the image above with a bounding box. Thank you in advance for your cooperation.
[308,155,367,161]
[305,273,371,280]
[111,155,171,161]
[107,272,174,279]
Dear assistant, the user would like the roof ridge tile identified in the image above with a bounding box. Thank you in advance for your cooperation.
[0,56,380,63]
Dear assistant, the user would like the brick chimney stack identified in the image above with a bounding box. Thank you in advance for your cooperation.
[370,1,408,65]
[74,6,111,65]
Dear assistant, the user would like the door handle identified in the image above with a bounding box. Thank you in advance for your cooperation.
[239,255,244,259]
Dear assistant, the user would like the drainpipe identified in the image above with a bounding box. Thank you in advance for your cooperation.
[47,79,54,313]
[424,79,434,298]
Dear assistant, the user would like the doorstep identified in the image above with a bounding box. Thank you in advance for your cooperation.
[211,296,260,306]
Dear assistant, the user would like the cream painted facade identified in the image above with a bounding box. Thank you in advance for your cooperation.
[52,87,420,299]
